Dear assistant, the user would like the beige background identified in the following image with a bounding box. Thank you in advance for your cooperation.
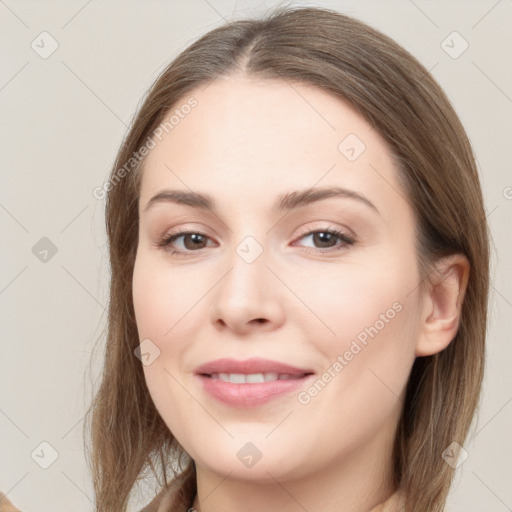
[1,0,511,510]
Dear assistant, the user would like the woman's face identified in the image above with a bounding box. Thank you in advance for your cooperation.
[133,76,423,484]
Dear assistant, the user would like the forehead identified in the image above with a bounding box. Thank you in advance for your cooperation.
[138,76,406,218]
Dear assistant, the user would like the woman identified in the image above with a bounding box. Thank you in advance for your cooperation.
[83,5,489,512]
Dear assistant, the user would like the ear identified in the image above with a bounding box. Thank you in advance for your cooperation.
[415,254,470,357]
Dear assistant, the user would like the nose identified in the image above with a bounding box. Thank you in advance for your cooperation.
[210,244,286,335]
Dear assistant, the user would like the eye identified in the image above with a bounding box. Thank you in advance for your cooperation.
[155,226,356,257]
[156,231,216,256]
[293,227,355,253]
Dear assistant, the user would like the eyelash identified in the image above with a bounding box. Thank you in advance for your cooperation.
[155,226,356,257]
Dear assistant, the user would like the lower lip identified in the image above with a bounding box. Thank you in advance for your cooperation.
[196,374,314,407]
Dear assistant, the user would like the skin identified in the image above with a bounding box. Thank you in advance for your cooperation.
[132,75,469,512]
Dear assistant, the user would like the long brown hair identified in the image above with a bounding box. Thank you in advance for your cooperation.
[84,5,490,511]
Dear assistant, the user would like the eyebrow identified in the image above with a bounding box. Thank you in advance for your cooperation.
[142,186,380,215]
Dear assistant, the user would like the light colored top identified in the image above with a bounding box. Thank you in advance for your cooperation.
[0,485,452,511]
[139,479,408,512]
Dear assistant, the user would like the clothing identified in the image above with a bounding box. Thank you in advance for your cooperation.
[139,480,407,512]
[0,486,451,511]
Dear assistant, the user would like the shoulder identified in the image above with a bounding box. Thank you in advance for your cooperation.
[0,492,22,512]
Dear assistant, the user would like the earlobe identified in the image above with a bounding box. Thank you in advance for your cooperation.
[415,254,470,357]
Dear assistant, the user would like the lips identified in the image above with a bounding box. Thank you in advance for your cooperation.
[194,357,315,407]
[194,357,314,377]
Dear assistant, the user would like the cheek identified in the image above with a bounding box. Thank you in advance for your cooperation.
[132,253,203,341]
[299,251,419,397]
[133,255,195,441]
[132,255,185,408]
[294,254,418,344]
[142,363,199,455]
[296,277,418,457]
[132,254,205,421]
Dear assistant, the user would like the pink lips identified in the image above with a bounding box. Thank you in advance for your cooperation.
[195,357,313,376]
[194,357,315,407]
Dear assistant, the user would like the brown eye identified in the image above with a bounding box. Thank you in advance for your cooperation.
[157,231,216,256]
[295,228,355,252]
[311,231,340,248]
[179,233,208,250]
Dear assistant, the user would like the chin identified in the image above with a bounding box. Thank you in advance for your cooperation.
[189,436,310,484]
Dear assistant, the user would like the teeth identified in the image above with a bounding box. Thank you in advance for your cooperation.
[210,372,302,383]
[277,374,295,380]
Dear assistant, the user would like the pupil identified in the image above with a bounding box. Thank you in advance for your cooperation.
[315,232,334,247]
[186,233,205,249]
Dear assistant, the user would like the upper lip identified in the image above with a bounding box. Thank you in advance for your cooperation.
[195,357,314,376]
